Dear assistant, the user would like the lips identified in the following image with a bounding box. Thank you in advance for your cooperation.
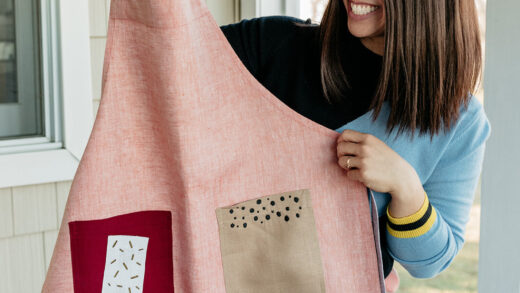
[347,0,381,19]
[347,1,381,16]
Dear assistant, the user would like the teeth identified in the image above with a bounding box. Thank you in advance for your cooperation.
[350,3,379,15]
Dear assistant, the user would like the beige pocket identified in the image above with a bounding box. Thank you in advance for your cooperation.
[215,188,326,293]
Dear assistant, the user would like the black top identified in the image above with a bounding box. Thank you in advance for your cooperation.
[219,15,383,130]
[220,15,394,279]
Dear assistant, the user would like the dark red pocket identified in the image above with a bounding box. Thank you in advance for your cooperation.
[69,210,174,293]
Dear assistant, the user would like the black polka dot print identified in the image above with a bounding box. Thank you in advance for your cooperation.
[225,192,304,230]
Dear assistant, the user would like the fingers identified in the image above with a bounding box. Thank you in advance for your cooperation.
[338,156,365,183]
[338,155,359,170]
[345,168,362,182]
[336,141,360,157]
[336,129,368,144]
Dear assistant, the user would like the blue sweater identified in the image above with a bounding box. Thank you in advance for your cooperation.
[335,95,491,278]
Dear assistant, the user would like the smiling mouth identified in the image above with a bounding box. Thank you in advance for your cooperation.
[349,1,380,16]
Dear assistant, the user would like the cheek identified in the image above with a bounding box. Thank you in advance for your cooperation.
[377,16,386,34]
[370,10,386,36]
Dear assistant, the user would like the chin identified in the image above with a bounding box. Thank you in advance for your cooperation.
[347,24,375,38]
[347,22,382,39]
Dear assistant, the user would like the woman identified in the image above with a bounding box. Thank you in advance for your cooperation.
[220,0,490,288]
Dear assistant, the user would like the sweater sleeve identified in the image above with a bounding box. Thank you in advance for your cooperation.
[385,101,491,278]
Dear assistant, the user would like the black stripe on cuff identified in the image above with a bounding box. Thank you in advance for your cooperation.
[387,202,432,231]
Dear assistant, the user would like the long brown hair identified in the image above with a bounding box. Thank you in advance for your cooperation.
[297,0,482,140]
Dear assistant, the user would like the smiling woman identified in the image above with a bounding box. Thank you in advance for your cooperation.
[221,0,489,291]
[294,0,486,289]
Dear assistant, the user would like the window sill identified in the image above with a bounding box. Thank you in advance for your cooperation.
[0,149,78,188]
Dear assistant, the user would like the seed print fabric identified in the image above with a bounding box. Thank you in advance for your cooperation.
[42,0,385,292]
[101,235,149,292]
[216,189,326,293]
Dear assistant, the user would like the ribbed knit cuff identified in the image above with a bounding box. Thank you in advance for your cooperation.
[386,191,437,238]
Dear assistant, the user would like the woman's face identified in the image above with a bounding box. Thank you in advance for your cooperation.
[343,0,385,39]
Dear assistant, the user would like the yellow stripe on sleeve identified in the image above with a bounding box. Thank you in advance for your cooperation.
[386,190,437,238]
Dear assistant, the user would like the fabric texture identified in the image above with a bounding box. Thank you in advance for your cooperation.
[215,189,326,293]
[68,211,173,293]
[42,0,385,292]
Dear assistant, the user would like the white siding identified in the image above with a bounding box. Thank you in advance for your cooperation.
[0,181,70,293]
[0,188,13,238]
[43,230,59,273]
[56,180,72,225]
[0,233,46,293]
[12,183,57,235]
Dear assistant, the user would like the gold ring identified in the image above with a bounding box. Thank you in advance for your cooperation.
[346,157,351,169]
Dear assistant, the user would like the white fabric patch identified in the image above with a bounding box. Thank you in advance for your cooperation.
[101,235,149,293]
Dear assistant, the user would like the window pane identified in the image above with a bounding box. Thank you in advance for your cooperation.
[0,0,43,140]
[0,0,16,103]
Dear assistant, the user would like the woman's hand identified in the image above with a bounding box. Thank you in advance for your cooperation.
[336,129,426,217]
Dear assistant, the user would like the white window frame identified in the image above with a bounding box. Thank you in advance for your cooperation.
[0,0,93,188]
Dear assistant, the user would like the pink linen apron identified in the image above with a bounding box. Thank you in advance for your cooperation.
[42,0,385,292]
